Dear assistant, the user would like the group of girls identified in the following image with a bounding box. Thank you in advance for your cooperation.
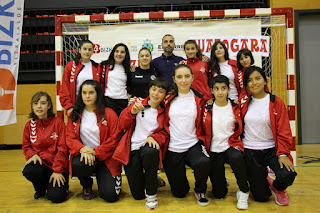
[22,38,296,211]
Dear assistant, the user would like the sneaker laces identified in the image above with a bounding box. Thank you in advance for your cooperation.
[146,194,157,203]
[238,192,248,203]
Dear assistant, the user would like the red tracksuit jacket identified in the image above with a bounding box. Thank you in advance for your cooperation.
[182,58,212,101]
[162,89,206,157]
[66,107,122,177]
[241,93,293,161]
[22,116,69,174]
[202,99,244,153]
[59,60,100,111]
[112,97,167,168]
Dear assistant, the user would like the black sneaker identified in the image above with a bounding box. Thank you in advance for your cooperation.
[194,192,209,206]
[34,192,46,199]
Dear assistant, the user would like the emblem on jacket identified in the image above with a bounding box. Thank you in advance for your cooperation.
[102,119,108,126]
[50,132,58,140]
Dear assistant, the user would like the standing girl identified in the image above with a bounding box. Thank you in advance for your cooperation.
[209,41,240,101]
[202,75,249,210]
[66,80,122,202]
[22,91,69,203]
[100,43,131,116]
[113,78,169,210]
[128,47,158,99]
[60,40,100,117]
[181,40,211,101]
[236,48,255,102]
[162,64,211,206]
[242,66,297,206]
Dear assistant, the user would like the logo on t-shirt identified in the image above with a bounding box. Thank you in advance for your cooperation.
[150,75,156,80]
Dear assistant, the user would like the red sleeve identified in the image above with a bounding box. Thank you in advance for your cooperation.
[59,62,74,110]
[66,118,84,155]
[52,118,69,174]
[22,121,38,160]
[118,103,137,130]
[94,109,121,161]
[149,129,168,148]
[275,99,293,156]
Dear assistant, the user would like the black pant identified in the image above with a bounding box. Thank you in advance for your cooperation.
[72,155,122,202]
[163,142,210,198]
[104,96,128,117]
[124,145,159,200]
[22,162,69,203]
[209,147,249,199]
[244,148,297,202]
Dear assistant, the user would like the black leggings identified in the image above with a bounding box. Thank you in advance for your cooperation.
[163,142,210,198]
[22,162,69,203]
[209,147,249,199]
[245,148,297,202]
[104,96,128,117]
[72,155,122,202]
[124,145,159,200]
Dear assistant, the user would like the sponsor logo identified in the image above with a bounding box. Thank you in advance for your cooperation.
[0,68,15,110]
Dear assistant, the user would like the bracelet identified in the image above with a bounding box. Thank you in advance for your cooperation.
[278,154,287,158]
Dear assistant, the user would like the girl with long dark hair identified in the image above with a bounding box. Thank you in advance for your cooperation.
[66,80,122,202]
[209,41,240,101]
[100,43,131,116]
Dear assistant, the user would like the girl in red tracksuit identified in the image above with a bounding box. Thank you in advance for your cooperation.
[22,91,69,203]
[59,40,100,117]
[202,75,249,210]
[162,64,211,207]
[209,41,241,101]
[113,78,169,210]
[241,66,297,206]
[66,80,122,202]
[236,48,255,103]
[100,43,131,116]
[181,40,212,101]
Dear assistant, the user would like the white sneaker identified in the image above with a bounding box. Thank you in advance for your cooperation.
[194,192,209,206]
[146,194,158,210]
[236,190,249,210]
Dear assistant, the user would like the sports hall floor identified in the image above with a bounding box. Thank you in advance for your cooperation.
[0,144,319,213]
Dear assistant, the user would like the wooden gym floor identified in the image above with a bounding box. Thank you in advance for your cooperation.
[0,144,319,213]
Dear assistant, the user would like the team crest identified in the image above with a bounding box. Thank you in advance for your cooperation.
[142,39,153,52]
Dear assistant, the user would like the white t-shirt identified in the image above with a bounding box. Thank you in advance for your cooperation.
[76,61,93,96]
[216,61,238,100]
[243,94,275,150]
[131,107,159,151]
[210,100,235,153]
[168,90,198,153]
[80,109,100,148]
[104,64,128,99]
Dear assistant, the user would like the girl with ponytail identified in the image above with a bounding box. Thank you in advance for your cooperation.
[59,40,101,117]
